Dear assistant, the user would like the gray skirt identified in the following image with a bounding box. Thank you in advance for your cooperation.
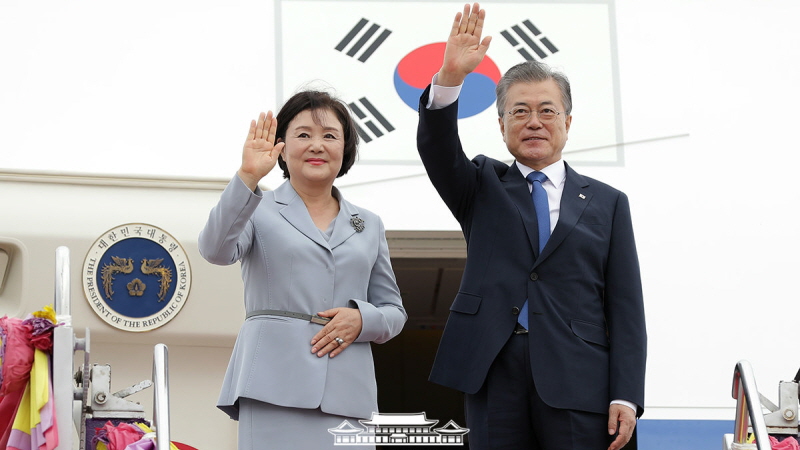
[238,397,375,450]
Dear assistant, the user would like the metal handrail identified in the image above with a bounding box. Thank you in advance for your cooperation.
[52,246,173,449]
[153,343,171,450]
[54,246,71,324]
[53,246,76,450]
[732,360,772,449]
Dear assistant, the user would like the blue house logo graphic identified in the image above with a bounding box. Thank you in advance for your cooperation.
[329,412,469,446]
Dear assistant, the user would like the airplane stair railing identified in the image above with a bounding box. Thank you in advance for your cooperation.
[725,360,773,450]
[51,246,173,449]
[152,343,171,450]
[723,360,800,450]
[53,245,84,450]
[725,360,800,450]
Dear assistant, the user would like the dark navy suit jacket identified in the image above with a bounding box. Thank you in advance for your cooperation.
[417,86,646,416]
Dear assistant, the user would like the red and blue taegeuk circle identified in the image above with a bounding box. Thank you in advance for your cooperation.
[394,43,501,119]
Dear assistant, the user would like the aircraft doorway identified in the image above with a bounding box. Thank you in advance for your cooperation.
[373,231,469,449]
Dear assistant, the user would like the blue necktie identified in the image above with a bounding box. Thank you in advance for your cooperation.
[519,171,550,329]
[527,171,551,252]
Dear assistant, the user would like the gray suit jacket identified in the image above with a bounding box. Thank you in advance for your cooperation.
[198,175,406,420]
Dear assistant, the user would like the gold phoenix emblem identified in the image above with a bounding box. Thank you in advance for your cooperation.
[100,256,173,302]
[83,223,192,333]
[101,256,134,300]
[141,258,173,302]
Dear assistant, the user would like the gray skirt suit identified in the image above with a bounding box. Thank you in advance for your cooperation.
[198,175,406,423]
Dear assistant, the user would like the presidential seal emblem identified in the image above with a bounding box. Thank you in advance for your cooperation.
[82,223,191,332]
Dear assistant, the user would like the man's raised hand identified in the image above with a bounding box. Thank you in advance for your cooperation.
[437,3,492,87]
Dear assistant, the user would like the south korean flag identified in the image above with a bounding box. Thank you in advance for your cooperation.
[277,0,623,166]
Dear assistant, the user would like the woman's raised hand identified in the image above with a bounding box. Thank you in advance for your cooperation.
[237,111,285,191]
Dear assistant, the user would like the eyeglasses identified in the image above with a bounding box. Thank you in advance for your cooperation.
[505,106,562,124]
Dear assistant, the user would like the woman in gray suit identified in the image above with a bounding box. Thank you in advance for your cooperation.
[199,90,407,449]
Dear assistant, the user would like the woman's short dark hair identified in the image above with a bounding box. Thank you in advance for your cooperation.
[275,90,359,179]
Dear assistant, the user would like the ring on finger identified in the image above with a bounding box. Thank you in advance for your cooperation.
[334,337,344,346]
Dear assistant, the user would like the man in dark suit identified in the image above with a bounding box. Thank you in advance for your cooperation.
[416,4,646,450]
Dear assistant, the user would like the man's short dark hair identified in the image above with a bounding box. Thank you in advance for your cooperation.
[495,61,572,117]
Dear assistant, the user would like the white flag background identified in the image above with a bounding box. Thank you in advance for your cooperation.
[279,0,622,165]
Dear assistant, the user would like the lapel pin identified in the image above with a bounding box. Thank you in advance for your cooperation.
[350,216,365,232]
[578,194,586,200]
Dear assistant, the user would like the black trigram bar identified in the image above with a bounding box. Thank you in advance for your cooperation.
[335,18,392,63]
[501,19,559,61]
[348,98,395,143]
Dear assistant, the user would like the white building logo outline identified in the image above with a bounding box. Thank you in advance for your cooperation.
[329,412,469,446]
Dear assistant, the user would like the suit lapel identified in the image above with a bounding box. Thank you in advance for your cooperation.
[329,187,358,250]
[537,163,592,263]
[502,163,541,258]
[275,182,331,250]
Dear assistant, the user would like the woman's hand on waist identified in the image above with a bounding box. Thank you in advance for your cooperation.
[310,307,363,358]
